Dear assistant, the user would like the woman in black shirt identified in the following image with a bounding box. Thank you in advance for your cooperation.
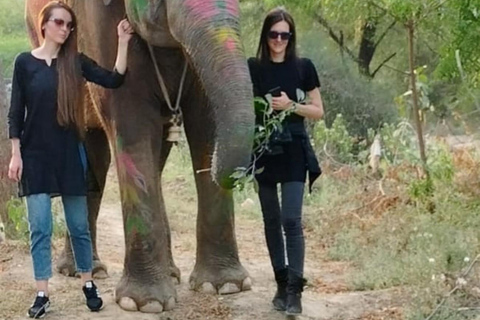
[248,7,324,316]
[7,1,133,318]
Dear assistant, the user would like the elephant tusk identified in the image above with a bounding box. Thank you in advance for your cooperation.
[196,168,211,174]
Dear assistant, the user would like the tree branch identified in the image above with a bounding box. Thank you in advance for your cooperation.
[371,52,397,77]
[374,20,396,48]
[314,13,361,64]
[418,0,450,23]
[368,0,399,20]
[382,64,410,75]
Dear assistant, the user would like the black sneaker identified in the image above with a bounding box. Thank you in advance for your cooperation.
[82,281,103,311]
[27,291,50,319]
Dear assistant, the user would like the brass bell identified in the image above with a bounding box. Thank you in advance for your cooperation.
[167,123,182,143]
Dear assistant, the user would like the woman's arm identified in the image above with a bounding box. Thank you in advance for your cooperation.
[114,19,134,75]
[271,88,324,120]
[292,88,324,120]
[80,19,134,88]
[8,54,26,182]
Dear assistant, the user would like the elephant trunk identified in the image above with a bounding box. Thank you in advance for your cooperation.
[166,0,255,188]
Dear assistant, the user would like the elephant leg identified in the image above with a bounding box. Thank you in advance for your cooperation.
[183,95,251,295]
[157,139,181,283]
[114,133,176,313]
[56,128,110,278]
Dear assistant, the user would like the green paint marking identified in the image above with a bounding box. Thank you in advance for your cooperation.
[126,216,149,236]
[216,0,227,10]
[129,0,148,21]
[116,136,123,151]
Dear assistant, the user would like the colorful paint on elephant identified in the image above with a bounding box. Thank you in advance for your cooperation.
[128,0,149,23]
[185,0,239,20]
[117,152,148,193]
[215,27,239,52]
[115,136,151,236]
[185,0,241,52]
[116,136,148,194]
[126,215,149,237]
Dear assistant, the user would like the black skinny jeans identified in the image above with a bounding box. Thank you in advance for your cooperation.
[258,181,305,278]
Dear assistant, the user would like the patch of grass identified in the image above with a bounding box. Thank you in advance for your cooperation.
[343,186,480,292]
[6,197,67,243]
[6,197,29,242]
[302,146,480,318]
[162,142,198,234]
[327,226,362,262]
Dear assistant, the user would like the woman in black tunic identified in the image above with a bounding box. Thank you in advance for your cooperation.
[7,1,133,318]
[248,7,324,316]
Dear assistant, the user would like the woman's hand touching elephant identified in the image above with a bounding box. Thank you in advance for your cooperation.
[114,19,134,74]
[117,19,134,44]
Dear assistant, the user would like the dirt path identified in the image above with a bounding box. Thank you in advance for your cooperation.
[0,167,403,320]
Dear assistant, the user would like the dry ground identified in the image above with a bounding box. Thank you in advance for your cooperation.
[0,161,404,320]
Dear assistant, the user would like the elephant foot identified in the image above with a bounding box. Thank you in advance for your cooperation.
[56,252,76,277]
[115,274,177,313]
[189,263,252,295]
[56,252,108,278]
[92,259,108,279]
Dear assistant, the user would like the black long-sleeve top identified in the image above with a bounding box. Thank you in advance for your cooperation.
[7,52,125,197]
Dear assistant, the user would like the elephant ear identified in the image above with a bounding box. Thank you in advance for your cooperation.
[103,0,112,5]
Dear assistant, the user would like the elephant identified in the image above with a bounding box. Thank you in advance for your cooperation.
[25,0,255,313]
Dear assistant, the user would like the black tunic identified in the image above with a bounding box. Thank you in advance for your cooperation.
[7,52,125,197]
[248,57,321,191]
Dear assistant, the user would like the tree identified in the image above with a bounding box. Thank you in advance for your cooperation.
[260,0,399,78]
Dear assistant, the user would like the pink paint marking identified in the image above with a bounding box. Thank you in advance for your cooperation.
[185,0,240,19]
[185,0,219,19]
[225,37,237,52]
[224,0,240,17]
[117,152,148,193]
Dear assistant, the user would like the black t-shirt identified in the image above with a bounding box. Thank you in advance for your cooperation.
[247,57,321,186]
[248,57,320,123]
[7,52,125,197]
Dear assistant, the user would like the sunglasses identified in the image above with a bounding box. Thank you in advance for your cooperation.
[267,31,292,41]
[48,18,74,31]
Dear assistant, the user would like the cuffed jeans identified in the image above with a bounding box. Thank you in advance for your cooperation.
[258,181,305,278]
[26,194,93,280]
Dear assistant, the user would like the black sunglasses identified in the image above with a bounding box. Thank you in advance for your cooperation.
[49,18,74,31]
[267,31,292,41]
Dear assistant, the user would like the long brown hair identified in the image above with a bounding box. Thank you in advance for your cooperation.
[39,1,85,138]
[256,7,297,64]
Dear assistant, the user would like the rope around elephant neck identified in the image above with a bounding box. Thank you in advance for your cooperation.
[147,43,188,124]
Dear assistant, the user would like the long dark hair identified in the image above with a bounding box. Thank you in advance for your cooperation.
[39,1,85,138]
[256,7,297,64]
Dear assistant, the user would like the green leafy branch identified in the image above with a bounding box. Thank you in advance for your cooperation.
[231,97,296,190]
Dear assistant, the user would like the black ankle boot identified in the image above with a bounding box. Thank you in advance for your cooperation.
[286,273,307,315]
[272,268,288,311]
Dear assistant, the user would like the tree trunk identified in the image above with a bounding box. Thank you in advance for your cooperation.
[315,13,395,79]
[406,20,428,177]
[358,20,377,77]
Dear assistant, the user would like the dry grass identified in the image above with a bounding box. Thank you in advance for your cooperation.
[359,307,403,320]
[453,148,480,197]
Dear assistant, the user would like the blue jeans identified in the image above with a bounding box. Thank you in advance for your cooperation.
[258,181,305,278]
[26,194,93,280]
